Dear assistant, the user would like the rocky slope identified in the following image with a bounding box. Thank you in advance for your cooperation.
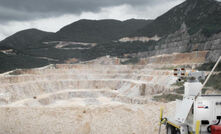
[133,23,221,62]
[134,0,221,38]
[125,0,221,62]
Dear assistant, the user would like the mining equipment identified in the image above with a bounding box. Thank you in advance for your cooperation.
[159,56,221,134]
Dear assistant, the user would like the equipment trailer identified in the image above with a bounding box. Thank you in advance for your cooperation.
[159,56,221,134]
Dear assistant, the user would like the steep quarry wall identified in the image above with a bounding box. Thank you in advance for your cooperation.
[138,51,207,66]
[0,64,176,134]
[83,51,207,68]
[133,24,221,62]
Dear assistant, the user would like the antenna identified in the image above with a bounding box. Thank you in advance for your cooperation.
[201,56,221,90]
[195,56,221,98]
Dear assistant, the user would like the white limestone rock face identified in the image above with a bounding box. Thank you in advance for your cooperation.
[0,64,177,134]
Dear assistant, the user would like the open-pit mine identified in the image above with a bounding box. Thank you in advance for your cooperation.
[0,0,220,133]
[0,51,207,134]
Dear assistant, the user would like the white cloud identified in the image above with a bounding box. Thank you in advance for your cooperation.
[0,0,184,41]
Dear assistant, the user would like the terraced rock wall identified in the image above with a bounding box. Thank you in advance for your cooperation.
[0,64,176,134]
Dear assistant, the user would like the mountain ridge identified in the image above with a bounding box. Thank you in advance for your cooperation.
[45,19,152,42]
[0,29,53,50]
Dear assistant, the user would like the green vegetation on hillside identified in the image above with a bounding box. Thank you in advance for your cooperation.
[174,86,184,94]
[153,94,183,102]
[46,19,152,43]
[23,41,157,61]
[197,62,221,71]
[135,0,221,37]
[0,40,158,73]
[0,52,51,73]
[186,0,221,37]
[84,41,156,60]
[197,62,221,92]
[0,29,53,50]
[203,73,221,91]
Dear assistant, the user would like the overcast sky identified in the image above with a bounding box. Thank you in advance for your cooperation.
[0,0,188,40]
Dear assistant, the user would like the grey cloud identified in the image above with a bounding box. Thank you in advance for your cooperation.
[0,0,180,22]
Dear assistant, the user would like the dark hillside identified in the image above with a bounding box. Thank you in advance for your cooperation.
[135,0,221,37]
